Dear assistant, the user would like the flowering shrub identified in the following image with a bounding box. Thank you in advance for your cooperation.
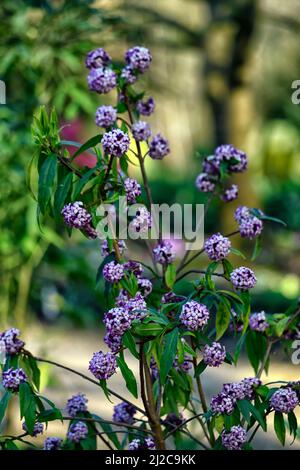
[0,46,299,451]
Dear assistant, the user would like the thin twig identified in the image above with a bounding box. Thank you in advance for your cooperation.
[23,351,145,415]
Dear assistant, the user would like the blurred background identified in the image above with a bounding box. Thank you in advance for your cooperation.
[1,0,300,449]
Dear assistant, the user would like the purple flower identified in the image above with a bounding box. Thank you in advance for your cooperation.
[67,421,88,443]
[104,332,122,353]
[66,394,88,417]
[131,207,152,233]
[150,357,159,380]
[215,144,248,173]
[85,48,111,69]
[137,278,153,297]
[153,241,175,265]
[249,311,269,332]
[95,105,117,128]
[230,267,257,290]
[123,260,143,278]
[162,292,185,305]
[43,437,62,451]
[234,206,251,223]
[240,377,261,399]
[124,178,141,204]
[204,233,231,261]
[128,438,156,450]
[61,201,92,229]
[88,351,117,380]
[179,301,210,331]
[132,121,151,142]
[195,173,216,193]
[173,354,192,373]
[103,261,125,283]
[2,368,27,392]
[136,97,155,116]
[203,342,226,367]
[101,239,126,257]
[222,425,247,450]
[124,292,147,320]
[164,413,184,429]
[84,224,98,239]
[221,382,245,402]
[101,129,130,157]
[113,402,137,424]
[87,67,117,94]
[270,388,299,413]
[125,46,152,73]
[120,66,137,84]
[210,393,235,415]
[22,421,44,437]
[221,184,238,202]
[239,216,263,239]
[149,134,170,160]
[202,154,223,175]
[0,328,24,355]
[104,307,133,335]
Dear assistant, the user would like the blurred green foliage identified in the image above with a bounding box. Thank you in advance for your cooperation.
[0,0,122,328]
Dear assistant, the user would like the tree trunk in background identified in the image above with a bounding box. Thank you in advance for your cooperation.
[204,0,259,234]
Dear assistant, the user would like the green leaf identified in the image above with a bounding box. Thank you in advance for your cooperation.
[116,354,138,398]
[38,154,58,214]
[53,172,73,218]
[215,301,231,340]
[19,382,36,435]
[133,322,164,338]
[251,236,262,261]
[122,331,139,359]
[72,166,99,200]
[237,399,251,424]
[5,440,19,450]
[0,391,11,425]
[252,209,286,227]
[194,360,207,377]
[165,264,176,289]
[246,331,267,374]
[37,408,62,422]
[91,413,121,449]
[230,247,246,259]
[99,379,112,402]
[69,134,102,160]
[248,401,267,431]
[274,412,286,446]
[288,411,298,443]
[160,328,179,384]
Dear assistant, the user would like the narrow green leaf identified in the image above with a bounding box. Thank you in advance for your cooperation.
[54,172,73,218]
[69,134,102,160]
[215,301,231,340]
[160,328,179,384]
[165,264,176,289]
[122,331,139,359]
[116,355,138,398]
[38,154,58,214]
[0,391,11,424]
[274,412,286,446]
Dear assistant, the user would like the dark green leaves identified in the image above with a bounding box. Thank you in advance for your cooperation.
[246,330,267,374]
[54,172,73,218]
[0,391,11,425]
[165,264,176,289]
[274,411,286,446]
[133,323,164,338]
[19,382,36,435]
[116,354,138,398]
[122,330,139,359]
[69,134,102,161]
[215,301,231,340]
[160,328,179,384]
[38,154,58,214]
